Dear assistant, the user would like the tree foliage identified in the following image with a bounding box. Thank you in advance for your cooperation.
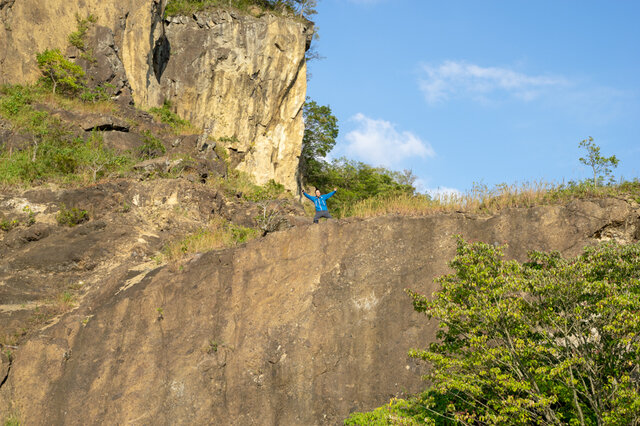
[292,0,317,17]
[347,239,640,425]
[305,158,416,217]
[36,49,85,95]
[579,137,619,187]
[299,98,338,185]
[299,98,416,216]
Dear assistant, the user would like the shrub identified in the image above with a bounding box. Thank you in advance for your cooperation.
[244,179,285,202]
[255,199,288,235]
[0,85,35,117]
[36,49,85,95]
[56,204,89,226]
[149,100,193,133]
[138,130,166,159]
[78,131,132,181]
[348,239,640,424]
[228,222,259,243]
[80,84,114,103]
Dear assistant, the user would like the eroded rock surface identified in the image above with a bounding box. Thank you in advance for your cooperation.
[1,196,638,425]
[0,2,311,190]
[158,11,312,190]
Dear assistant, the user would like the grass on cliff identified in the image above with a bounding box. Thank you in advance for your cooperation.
[213,171,288,202]
[344,179,640,218]
[165,0,291,17]
[3,412,21,426]
[155,216,259,264]
[0,84,165,187]
[148,100,198,135]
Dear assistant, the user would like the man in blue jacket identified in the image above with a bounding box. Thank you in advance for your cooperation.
[302,187,337,223]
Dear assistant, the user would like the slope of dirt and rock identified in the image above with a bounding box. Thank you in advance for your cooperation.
[0,178,306,346]
[1,189,638,424]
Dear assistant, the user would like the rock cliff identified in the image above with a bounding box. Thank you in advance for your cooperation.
[158,11,312,190]
[0,1,312,190]
[1,189,638,424]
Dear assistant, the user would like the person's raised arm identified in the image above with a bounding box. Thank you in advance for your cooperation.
[324,188,337,199]
[301,189,314,201]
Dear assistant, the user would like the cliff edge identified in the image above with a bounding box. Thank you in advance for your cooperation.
[1,190,638,424]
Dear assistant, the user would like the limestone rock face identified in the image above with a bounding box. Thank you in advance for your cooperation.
[0,1,311,190]
[0,0,160,90]
[158,11,312,190]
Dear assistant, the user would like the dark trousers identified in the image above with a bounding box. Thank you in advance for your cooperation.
[313,210,332,223]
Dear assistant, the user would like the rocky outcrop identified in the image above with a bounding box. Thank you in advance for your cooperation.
[0,179,305,349]
[0,1,312,190]
[158,11,312,191]
[0,0,158,91]
[1,196,638,424]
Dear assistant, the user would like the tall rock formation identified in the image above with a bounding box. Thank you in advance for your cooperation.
[0,1,311,190]
[158,11,312,190]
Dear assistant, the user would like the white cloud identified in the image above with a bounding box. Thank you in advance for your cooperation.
[344,113,435,167]
[347,0,384,4]
[419,60,567,104]
[425,186,462,200]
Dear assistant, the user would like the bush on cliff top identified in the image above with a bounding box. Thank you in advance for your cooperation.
[164,0,308,18]
[346,238,640,425]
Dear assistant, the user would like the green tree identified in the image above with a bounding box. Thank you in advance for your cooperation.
[348,239,640,425]
[292,0,317,17]
[36,49,85,95]
[579,136,619,186]
[306,158,416,217]
[370,238,640,425]
[299,98,338,185]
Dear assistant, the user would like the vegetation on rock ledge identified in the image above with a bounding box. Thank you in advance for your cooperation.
[0,85,137,186]
[164,0,317,18]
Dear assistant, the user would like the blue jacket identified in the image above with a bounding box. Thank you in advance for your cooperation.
[303,190,336,211]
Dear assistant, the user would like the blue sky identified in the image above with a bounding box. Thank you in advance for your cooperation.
[305,0,640,195]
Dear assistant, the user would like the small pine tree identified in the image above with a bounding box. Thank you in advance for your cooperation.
[36,49,85,95]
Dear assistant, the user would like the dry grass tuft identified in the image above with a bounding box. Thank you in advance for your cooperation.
[158,217,259,264]
[40,92,117,114]
[346,180,640,218]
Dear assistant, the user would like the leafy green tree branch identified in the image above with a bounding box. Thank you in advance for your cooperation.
[579,136,619,186]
